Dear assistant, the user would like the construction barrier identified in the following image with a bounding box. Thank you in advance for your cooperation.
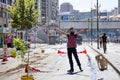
[25,64,40,73]
[2,44,8,62]
[57,49,87,54]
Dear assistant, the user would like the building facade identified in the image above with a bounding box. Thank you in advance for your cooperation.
[0,0,13,28]
[112,7,118,16]
[59,11,93,21]
[40,0,58,26]
[0,0,14,47]
[46,0,58,25]
[59,12,72,21]
[40,0,46,24]
[118,0,120,14]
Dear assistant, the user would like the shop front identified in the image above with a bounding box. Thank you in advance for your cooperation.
[0,28,11,47]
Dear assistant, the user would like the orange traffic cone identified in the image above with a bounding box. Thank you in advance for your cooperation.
[78,49,87,54]
[2,44,8,62]
[58,50,66,54]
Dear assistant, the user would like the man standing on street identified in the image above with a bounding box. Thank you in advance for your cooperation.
[102,33,108,53]
[54,27,88,73]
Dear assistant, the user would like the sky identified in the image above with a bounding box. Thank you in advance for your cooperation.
[59,0,118,12]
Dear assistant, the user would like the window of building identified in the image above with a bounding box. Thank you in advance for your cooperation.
[3,0,6,4]
[3,10,7,18]
[0,8,3,17]
[42,0,46,3]
[0,0,2,3]
[8,0,12,5]
[4,24,6,27]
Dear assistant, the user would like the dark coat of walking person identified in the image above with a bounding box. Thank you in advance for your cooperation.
[102,33,108,53]
[5,36,10,48]
[54,27,88,73]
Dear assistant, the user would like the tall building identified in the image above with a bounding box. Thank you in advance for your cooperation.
[111,7,118,16]
[40,0,46,24]
[60,2,73,12]
[0,0,14,47]
[0,0,13,28]
[118,0,120,14]
[40,0,58,25]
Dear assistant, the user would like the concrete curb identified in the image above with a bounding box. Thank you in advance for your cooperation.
[88,45,120,76]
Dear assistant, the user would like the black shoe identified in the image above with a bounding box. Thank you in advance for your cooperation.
[79,67,83,72]
[67,69,74,73]
[80,69,83,72]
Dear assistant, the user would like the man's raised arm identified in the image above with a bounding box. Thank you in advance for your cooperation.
[76,28,88,35]
[54,28,67,35]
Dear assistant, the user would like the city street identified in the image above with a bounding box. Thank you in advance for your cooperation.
[0,0,120,80]
[0,43,120,80]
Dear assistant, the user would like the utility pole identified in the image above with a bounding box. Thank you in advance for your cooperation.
[96,0,99,49]
[6,0,8,28]
[91,0,93,45]
[88,18,90,43]
[46,0,50,44]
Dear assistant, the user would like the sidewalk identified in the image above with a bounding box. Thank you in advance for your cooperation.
[0,58,22,73]
[89,42,120,75]
[0,43,48,73]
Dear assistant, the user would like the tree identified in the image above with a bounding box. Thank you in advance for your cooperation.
[8,1,39,79]
[8,0,39,29]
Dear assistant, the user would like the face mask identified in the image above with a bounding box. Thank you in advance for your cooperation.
[70,32,74,35]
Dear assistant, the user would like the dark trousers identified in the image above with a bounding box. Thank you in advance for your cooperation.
[100,42,102,48]
[7,43,12,48]
[67,48,81,70]
[103,42,107,53]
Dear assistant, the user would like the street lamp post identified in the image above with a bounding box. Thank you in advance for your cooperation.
[90,0,93,45]
[58,18,61,43]
[88,18,90,43]
[90,15,93,45]
[6,0,8,28]
[35,24,37,48]
[96,0,99,49]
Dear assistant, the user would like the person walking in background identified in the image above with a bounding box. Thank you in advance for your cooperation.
[10,35,14,48]
[5,36,10,48]
[99,37,102,48]
[54,27,88,73]
[102,33,108,53]
[5,37,9,46]
[8,35,13,48]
